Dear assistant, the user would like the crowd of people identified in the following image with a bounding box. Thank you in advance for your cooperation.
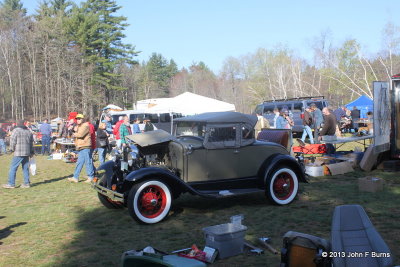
[1,105,370,188]
[1,113,155,189]
[255,104,366,146]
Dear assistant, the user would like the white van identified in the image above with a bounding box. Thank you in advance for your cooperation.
[99,110,183,133]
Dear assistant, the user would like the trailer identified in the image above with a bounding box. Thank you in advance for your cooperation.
[390,74,400,158]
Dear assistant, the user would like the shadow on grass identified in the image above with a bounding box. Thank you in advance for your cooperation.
[55,193,282,267]
[0,222,27,245]
[32,175,72,186]
[56,171,400,266]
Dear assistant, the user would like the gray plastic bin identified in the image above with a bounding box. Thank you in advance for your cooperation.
[202,223,247,259]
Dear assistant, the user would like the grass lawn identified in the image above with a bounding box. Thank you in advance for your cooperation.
[0,147,399,266]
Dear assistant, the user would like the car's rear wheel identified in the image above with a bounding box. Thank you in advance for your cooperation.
[97,174,124,209]
[266,166,298,205]
[128,180,172,224]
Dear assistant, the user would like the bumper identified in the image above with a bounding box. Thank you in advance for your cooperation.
[92,181,125,203]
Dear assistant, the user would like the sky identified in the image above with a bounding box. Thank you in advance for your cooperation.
[22,0,398,73]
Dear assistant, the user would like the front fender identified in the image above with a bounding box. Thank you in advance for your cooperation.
[124,167,199,196]
[96,161,118,188]
[259,154,307,184]
[97,160,115,173]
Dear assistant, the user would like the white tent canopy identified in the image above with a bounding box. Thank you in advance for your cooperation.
[143,92,235,115]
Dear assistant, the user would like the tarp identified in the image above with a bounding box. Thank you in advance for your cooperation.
[143,92,235,115]
[102,104,123,111]
[51,117,63,122]
[345,95,373,118]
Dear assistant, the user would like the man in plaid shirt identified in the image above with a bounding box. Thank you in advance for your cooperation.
[2,119,34,189]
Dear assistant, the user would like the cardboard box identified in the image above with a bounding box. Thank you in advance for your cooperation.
[328,161,354,175]
[360,145,379,171]
[358,177,384,192]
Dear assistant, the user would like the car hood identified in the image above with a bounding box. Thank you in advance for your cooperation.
[126,129,176,147]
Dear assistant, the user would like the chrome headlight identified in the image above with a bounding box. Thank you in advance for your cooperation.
[127,152,138,166]
[110,149,120,162]
[129,144,139,154]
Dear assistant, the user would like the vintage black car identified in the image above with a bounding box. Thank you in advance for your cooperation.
[93,112,306,224]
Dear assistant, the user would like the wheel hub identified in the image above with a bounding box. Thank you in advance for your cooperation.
[274,177,288,193]
[142,192,159,210]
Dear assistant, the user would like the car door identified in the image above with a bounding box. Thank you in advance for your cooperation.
[203,124,241,180]
[235,124,275,178]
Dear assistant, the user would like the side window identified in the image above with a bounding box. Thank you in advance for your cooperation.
[145,113,159,123]
[129,114,139,122]
[263,105,276,114]
[293,103,303,112]
[208,126,236,142]
[112,115,125,125]
[255,104,263,115]
[173,113,183,119]
[159,113,171,122]
[242,126,254,140]
[277,103,292,111]
[307,101,324,110]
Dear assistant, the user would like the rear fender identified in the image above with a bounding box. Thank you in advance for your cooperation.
[259,154,307,185]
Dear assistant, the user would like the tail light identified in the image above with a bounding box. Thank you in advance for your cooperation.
[300,113,305,119]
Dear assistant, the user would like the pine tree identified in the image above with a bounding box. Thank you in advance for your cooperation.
[0,0,26,25]
[66,0,137,104]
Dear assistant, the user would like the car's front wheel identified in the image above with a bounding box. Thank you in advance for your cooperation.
[266,166,299,205]
[127,180,172,224]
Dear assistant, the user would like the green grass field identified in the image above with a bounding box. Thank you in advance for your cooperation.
[0,150,399,267]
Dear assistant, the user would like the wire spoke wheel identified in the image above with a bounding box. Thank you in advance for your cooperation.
[128,180,172,224]
[266,167,298,205]
[138,185,167,218]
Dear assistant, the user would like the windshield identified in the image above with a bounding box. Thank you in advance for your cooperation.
[175,122,206,137]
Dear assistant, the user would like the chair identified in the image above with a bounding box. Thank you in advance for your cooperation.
[292,138,327,155]
[279,205,394,267]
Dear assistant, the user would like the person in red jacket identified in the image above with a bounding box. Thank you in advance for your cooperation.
[87,118,96,173]
[87,120,96,150]
[113,116,124,148]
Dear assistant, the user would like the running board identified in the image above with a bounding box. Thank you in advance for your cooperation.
[196,188,264,198]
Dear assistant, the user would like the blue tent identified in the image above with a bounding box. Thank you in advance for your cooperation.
[345,95,373,118]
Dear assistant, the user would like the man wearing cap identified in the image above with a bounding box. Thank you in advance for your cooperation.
[3,119,34,189]
[68,114,94,183]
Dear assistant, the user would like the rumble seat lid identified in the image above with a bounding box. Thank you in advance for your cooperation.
[126,129,176,147]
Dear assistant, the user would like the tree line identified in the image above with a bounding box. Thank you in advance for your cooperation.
[1,0,400,122]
